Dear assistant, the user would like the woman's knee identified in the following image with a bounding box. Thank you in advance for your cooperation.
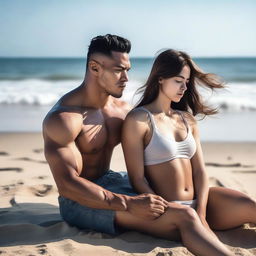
[165,205,198,227]
[240,196,256,212]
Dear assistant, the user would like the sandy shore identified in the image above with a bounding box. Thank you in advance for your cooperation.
[0,132,255,255]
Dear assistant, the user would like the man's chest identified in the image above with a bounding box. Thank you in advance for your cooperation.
[75,109,124,154]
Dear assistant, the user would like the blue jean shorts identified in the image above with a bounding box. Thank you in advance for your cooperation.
[58,170,137,235]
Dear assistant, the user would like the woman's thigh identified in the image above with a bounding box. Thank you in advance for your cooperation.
[206,187,256,230]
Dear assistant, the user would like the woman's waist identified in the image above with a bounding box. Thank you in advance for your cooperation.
[145,162,194,201]
[155,186,195,202]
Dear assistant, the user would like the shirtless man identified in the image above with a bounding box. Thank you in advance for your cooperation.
[42,35,233,255]
[43,34,169,235]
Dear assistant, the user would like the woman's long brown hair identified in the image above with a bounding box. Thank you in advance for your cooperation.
[135,49,225,117]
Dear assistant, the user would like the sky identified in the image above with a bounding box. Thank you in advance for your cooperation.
[0,0,256,57]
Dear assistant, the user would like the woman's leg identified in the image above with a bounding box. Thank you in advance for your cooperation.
[115,203,233,256]
[206,187,256,230]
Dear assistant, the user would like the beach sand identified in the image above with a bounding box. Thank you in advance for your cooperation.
[0,132,255,255]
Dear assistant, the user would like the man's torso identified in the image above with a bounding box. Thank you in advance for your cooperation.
[44,95,129,180]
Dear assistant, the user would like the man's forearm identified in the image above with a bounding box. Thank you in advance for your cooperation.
[58,175,130,211]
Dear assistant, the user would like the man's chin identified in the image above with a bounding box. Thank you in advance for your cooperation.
[110,92,123,98]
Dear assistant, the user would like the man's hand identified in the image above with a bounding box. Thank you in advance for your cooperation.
[125,193,168,219]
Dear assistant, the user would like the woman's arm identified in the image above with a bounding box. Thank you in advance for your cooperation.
[121,110,156,195]
[190,117,209,218]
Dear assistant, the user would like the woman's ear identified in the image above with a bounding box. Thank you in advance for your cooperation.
[158,77,163,84]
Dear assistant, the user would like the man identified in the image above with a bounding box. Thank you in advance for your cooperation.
[43,34,168,235]
[43,35,234,255]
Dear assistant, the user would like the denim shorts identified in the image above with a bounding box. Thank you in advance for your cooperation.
[58,170,137,235]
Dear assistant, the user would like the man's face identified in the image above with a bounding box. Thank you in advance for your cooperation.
[93,51,131,98]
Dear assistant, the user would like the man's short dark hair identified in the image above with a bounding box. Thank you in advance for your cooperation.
[86,34,131,68]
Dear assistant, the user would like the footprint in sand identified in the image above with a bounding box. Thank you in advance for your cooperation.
[15,157,47,164]
[0,151,9,156]
[3,183,17,191]
[205,162,254,168]
[209,177,224,187]
[37,176,48,180]
[33,148,44,153]
[31,184,53,197]
[36,244,48,255]
[0,167,22,172]
[232,170,256,174]
[10,197,18,206]
[156,252,173,256]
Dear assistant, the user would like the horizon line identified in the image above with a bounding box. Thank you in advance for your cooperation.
[1,55,256,59]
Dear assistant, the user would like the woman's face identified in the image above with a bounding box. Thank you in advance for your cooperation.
[159,65,190,102]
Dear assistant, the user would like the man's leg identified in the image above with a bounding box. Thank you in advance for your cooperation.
[206,187,256,230]
[116,203,233,256]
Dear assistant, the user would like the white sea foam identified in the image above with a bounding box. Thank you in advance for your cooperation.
[0,79,78,105]
[199,82,256,111]
[0,79,256,112]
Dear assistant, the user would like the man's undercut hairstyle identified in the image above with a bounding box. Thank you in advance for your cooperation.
[86,34,131,69]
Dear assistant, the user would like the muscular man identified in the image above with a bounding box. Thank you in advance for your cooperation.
[43,34,168,234]
[43,35,234,255]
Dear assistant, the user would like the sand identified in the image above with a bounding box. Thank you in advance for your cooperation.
[0,132,255,255]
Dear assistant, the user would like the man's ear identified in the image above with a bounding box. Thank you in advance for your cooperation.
[88,60,99,75]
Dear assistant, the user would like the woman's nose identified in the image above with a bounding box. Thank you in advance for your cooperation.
[182,82,187,91]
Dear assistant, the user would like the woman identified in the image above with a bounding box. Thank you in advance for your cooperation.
[121,49,256,255]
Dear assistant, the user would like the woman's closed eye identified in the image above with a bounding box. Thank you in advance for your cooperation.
[175,80,189,84]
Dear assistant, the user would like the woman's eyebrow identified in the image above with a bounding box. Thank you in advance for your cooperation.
[176,75,189,80]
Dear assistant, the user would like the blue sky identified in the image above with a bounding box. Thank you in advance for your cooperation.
[0,0,255,57]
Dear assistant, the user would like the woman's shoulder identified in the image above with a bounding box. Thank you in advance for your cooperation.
[125,107,151,125]
[126,107,149,119]
[177,110,197,126]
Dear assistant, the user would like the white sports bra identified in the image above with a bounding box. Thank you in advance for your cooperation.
[139,107,197,166]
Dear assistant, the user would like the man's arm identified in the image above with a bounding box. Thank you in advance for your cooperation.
[43,111,168,218]
[43,112,128,211]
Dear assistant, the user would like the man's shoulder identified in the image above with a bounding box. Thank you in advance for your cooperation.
[112,98,131,112]
[43,103,84,144]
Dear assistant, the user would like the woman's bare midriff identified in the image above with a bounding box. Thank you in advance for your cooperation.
[145,158,194,201]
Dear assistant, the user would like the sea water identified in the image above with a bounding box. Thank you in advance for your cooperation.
[0,57,255,141]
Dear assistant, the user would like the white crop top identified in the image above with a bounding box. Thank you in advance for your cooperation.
[139,107,197,166]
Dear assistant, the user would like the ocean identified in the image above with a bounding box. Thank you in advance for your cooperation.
[0,57,256,141]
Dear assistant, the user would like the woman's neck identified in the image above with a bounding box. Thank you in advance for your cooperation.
[150,95,173,115]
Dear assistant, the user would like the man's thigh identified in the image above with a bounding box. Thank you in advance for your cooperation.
[59,195,117,234]
[59,170,137,235]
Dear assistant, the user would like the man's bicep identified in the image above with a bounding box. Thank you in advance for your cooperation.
[45,142,82,192]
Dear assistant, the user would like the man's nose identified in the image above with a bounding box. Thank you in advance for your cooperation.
[122,70,129,82]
